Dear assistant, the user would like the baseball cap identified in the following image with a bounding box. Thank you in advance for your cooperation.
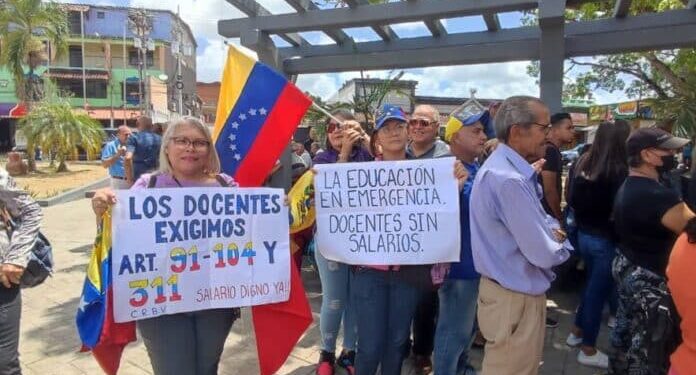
[444,110,490,143]
[626,127,689,157]
[374,104,407,131]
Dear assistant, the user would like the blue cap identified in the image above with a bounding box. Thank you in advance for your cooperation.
[374,104,407,130]
[459,110,490,127]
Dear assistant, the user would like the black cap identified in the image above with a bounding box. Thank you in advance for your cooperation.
[626,127,689,157]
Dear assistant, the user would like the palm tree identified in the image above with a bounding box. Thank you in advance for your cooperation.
[0,0,69,104]
[19,84,104,173]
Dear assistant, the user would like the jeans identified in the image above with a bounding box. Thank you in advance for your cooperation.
[574,230,616,347]
[137,308,237,375]
[314,250,357,352]
[412,290,438,356]
[0,286,21,375]
[352,268,421,375]
[434,278,479,375]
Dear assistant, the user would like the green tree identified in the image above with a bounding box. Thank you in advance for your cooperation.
[526,0,696,135]
[351,70,413,132]
[0,0,69,103]
[19,84,104,172]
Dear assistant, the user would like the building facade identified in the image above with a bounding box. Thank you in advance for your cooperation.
[0,3,199,150]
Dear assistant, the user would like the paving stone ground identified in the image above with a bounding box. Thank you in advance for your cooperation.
[18,198,607,374]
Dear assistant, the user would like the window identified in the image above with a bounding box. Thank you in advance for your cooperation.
[68,46,83,68]
[55,79,107,99]
[97,11,105,19]
[68,11,82,34]
[124,80,141,105]
[86,80,107,98]
[128,50,154,67]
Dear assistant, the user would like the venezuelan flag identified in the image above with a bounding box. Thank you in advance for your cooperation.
[76,210,135,375]
[213,45,312,187]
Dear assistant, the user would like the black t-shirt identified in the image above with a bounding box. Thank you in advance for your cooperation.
[569,170,626,239]
[540,142,562,216]
[613,176,682,276]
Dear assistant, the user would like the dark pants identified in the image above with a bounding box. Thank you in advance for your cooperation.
[0,286,21,375]
[137,308,237,375]
[412,290,438,356]
[352,268,421,375]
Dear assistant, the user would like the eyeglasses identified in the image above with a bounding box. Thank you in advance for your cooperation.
[171,137,210,150]
[530,122,552,134]
[408,119,437,128]
[327,121,341,134]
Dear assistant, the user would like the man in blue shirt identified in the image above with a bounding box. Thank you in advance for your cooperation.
[100,125,131,189]
[433,110,489,375]
[470,96,571,375]
[125,116,162,184]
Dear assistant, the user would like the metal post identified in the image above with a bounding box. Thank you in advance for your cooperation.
[539,0,565,113]
[80,10,87,108]
[122,24,127,126]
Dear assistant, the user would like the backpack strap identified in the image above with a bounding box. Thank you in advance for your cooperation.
[215,174,229,187]
[147,174,158,188]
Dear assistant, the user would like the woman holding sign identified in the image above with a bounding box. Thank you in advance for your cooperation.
[313,109,372,375]
[351,104,468,375]
[91,118,239,375]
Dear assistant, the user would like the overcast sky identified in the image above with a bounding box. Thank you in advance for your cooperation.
[58,0,631,104]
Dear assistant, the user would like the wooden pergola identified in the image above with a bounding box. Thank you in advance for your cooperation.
[218,0,696,188]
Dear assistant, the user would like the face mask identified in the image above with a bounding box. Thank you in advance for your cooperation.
[658,154,677,174]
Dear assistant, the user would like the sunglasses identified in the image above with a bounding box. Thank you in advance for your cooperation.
[408,119,436,128]
[327,121,341,133]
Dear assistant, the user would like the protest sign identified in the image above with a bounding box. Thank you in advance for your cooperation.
[314,157,460,265]
[111,187,290,323]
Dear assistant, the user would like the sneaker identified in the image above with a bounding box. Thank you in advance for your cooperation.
[546,317,559,328]
[336,350,355,375]
[412,354,433,374]
[577,349,609,369]
[316,351,335,375]
[607,316,617,329]
[566,332,583,347]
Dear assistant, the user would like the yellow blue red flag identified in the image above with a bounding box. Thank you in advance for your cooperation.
[213,45,312,187]
[75,210,136,375]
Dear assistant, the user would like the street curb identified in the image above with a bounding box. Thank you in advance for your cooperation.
[37,177,110,207]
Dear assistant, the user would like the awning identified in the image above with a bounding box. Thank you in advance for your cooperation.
[43,68,110,80]
[0,103,27,118]
[83,108,143,120]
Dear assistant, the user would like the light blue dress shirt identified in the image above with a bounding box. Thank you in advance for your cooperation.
[101,139,125,178]
[470,143,571,295]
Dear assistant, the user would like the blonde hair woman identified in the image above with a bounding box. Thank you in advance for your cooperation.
[91,117,238,375]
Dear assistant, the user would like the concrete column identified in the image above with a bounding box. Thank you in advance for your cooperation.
[241,30,293,192]
[538,0,565,114]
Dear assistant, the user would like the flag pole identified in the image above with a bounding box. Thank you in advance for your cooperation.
[311,102,345,126]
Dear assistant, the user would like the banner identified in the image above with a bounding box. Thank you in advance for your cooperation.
[314,157,460,265]
[111,187,290,323]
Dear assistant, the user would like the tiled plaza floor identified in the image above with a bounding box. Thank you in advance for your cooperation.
[18,198,605,374]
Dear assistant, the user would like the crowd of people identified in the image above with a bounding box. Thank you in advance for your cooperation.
[1,93,696,375]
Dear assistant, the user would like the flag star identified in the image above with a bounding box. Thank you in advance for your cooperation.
[249,108,257,116]
[231,121,239,129]
[234,153,241,161]
[78,296,88,312]
[229,143,237,151]
[259,107,267,116]
[228,134,236,142]
[239,113,247,121]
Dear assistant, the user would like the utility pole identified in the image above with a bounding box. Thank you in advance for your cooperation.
[172,6,185,118]
[80,9,87,109]
[127,9,153,116]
